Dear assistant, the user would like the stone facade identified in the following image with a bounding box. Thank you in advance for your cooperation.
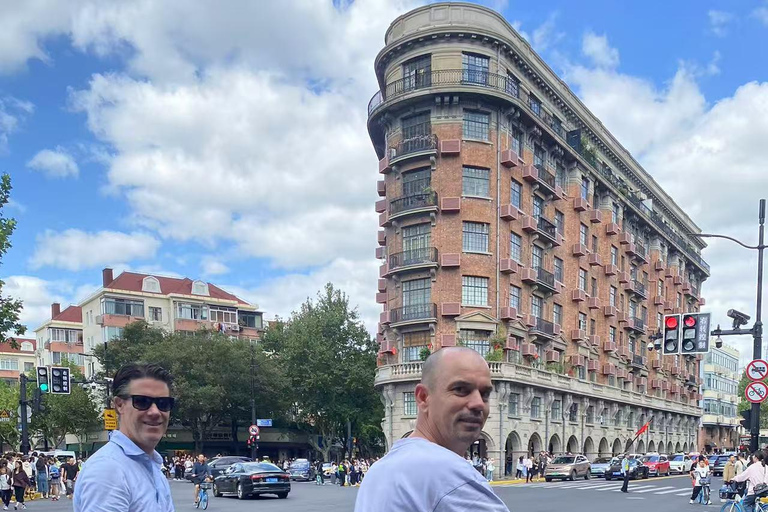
[699,344,741,452]
[368,2,708,477]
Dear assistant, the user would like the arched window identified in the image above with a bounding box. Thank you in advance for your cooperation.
[192,280,209,296]
[142,276,161,293]
[20,342,33,352]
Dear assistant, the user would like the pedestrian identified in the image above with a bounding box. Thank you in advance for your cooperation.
[190,454,212,505]
[620,454,630,493]
[516,456,523,479]
[48,458,60,502]
[338,461,346,487]
[690,457,712,505]
[506,453,513,477]
[353,347,509,511]
[315,460,325,485]
[330,462,337,485]
[724,455,736,485]
[521,455,529,481]
[73,363,175,512]
[35,455,48,499]
[0,466,12,510]
[736,453,747,475]
[486,457,495,482]
[59,457,79,499]
[538,452,547,481]
[525,455,534,483]
[11,460,30,510]
[731,451,768,511]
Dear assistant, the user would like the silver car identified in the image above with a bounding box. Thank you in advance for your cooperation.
[544,454,591,481]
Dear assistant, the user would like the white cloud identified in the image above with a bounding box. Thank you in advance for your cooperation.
[26,146,79,177]
[708,10,735,37]
[532,12,564,52]
[582,32,619,68]
[201,257,229,277]
[3,276,70,333]
[30,229,160,271]
[753,2,768,26]
[0,96,34,152]
[706,50,721,76]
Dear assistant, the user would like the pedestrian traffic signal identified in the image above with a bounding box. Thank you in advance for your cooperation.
[662,314,681,355]
[36,366,49,393]
[740,409,751,430]
[50,367,71,395]
[680,313,711,355]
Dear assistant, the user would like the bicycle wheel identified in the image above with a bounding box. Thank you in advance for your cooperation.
[200,491,209,510]
[720,501,742,512]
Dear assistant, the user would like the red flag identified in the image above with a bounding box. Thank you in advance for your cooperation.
[634,421,651,437]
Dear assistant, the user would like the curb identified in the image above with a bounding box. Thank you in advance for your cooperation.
[490,473,688,486]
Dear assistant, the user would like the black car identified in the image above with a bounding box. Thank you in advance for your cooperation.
[708,454,734,477]
[605,458,649,480]
[213,462,291,500]
[208,456,252,479]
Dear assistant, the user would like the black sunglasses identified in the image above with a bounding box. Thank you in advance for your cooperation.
[118,394,175,412]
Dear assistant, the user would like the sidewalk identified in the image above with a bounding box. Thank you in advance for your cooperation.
[489,477,537,486]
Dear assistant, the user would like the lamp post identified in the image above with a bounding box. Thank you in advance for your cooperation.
[692,199,765,453]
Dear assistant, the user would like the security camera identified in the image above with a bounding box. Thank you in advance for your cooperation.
[647,342,655,352]
[727,309,751,329]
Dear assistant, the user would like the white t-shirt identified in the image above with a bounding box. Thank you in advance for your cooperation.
[692,465,710,486]
[354,437,509,512]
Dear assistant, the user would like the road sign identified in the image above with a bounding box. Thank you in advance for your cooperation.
[249,424,260,436]
[103,408,118,431]
[747,360,768,381]
[16,406,31,422]
[746,381,768,403]
[0,410,10,423]
[256,419,272,427]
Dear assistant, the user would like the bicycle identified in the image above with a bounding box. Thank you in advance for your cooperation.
[700,476,711,505]
[195,482,211,510]
[720,493,768,512]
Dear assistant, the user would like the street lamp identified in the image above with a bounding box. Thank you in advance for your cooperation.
[689,199,766,453]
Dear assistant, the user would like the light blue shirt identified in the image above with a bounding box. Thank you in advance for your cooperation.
[74,431,174,512]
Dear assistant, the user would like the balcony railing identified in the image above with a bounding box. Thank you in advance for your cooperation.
[631,316,645,332]
[389,303,437,324]
[631,354,645,367]
[537,215,558,244]
[391,134,438,159]
[388,247,439,272]
[531,317,557,337]
[389,191,438,216]
[630,279,647,298]
[533,163,557,193]
[534,266,556,291]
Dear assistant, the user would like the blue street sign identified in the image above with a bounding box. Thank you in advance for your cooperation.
[256,419,272,427]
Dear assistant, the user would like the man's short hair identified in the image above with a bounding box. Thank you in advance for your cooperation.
[112,363,174,397]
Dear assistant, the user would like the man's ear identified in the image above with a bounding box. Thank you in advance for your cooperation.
[414,383,429,411]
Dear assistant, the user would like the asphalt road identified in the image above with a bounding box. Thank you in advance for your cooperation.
[16,474,724,511]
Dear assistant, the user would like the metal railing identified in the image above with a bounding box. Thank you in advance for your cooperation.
[391,134,438,158]
[537,215,558,241]
[635,242,647,260]
[535,266,556,289]
[531,316,556,336]
[389,191,438,215]
[631,316,645,331]
[533,163,557,190]
[390,303,437,324]
[388,247,438,270]
[631,279,647,297]
[632,354,645,366]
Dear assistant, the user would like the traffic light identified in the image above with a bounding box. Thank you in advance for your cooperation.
[741,409,751,430]
[50,367,71,395]
[33,388,46,414]
[36,366,49,393]
[680,313,711,355]
[662,314,681,355]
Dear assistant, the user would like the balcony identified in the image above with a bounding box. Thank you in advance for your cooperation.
[389,303,437,327]
[378,231,386,246]
[522,164,559,198]
[529,317,560,339]
[630,354,647,369]
[626,317,646,334]
[377,180,386,197]
[588,253,602,266]
[521,267,558,294]
[389,134,438,165]
[387,248,439,276]
[624,279,648,299]
[536,215,561,246]
[633,242,648,263]
[389,192,438,221]
[97,313,144,328]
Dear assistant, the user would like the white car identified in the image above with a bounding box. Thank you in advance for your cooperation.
[669,454,693,474]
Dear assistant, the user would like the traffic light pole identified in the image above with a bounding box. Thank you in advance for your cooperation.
[19,374,30,454]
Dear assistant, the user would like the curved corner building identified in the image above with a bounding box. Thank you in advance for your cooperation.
[368,3,709,473]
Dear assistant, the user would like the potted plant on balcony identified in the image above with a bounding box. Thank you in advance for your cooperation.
[419,344,432,361]
[545,362,565,374]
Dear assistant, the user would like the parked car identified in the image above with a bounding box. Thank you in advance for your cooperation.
[590,457,617,478]
[322,462,335,477]
[669,454,693,474]
[213,462,290,500]
[288,458,314,481]
[605,458,649,480]
[642,454,670,476]
[208,456,252,479]
[544,454,591,481]
[709,454,734,477]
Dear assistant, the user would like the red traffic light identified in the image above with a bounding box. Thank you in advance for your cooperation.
[665,316,678,329]
[684,315,696,328]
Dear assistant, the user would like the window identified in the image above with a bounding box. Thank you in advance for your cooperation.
[402,167,431,197]
[569,403,578,422]
[553,304,563,326]
[556,164,566,189]
[462,53,489,84]
[529,95,541,116]
[578,269,588,291]
[554,257,564,282]
[552,399,562,420]
[103,297,144,317]
[578,365,586,380]
[555,211,565,236]
[592,235,598,253]
[53,353,84,366]
[657,280,664,296]
[176,302,208,320]
[532,195,544,220]
[463,222,489,252]
[578,312,587,331]
[533,144,544,167]
[581,177,590,200]
[401,112,431,153]
[610,246,619,266]
[531,396,541,419]
[510,180,522,209]
[510,129,522,155]
[239,312,263,329]
[586,406,595,423]
[462,167,490,197]
[610,286,617,307]
[506,71,519,97]
[612,203,620,224]
[402,278,431,309]
[402,55,431,90]
[531,296,542,319]
[610,327,616,343]
[0,359,18,371]
[104,326,124,341]
[404,392,417,416]
[510,286,521,310]
[462,276,489,306]
[531,244,543,270]
[459,329,491,356]
[509,394,520,416]
[629,337,636,354]
[580,224,589,245]
[49,328,80,343]
[463,111,489,140]
[23,362,33,372]
[142,276,161,293]
[590,318,596,336]
[148,307,162,322]
[591,277,598,297]
[403,331,430,362]
[403,223,431,253]
[210,306,237,325]
[608,375,616,388]
[510,232,522,262]
[192,280,209,296]
[677,293,682,307]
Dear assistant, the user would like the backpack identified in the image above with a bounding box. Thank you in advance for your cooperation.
[49,466,60,479]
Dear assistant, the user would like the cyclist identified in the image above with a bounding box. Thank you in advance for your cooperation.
[690,458,711,505]
[191,454,212,505]
[732,451,768,512]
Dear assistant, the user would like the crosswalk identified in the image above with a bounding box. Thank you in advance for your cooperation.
[495,479,700,498]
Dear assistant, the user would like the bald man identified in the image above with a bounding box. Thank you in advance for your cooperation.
[354,347,509,512]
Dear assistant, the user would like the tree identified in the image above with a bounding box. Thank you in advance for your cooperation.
[0,382,19,450]
[0,174,25,346]
[261,283,384,461]
[737,374,768,428]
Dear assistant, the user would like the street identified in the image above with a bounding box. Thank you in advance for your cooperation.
[17,474,723,511]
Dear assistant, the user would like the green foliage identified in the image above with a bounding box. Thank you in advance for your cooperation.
[0,174,25,346]
[545,362,565,374]
[260,283,384,459]
[419,346,431,361]
[0,381,19,449]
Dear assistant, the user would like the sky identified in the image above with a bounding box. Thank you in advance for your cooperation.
[1,0,768,368]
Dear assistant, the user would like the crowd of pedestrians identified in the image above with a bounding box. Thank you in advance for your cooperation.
[0,452,82,508]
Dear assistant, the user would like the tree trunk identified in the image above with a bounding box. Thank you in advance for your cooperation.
[230,416,239,455]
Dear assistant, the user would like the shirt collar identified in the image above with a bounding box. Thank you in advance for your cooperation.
[110,431,163,465]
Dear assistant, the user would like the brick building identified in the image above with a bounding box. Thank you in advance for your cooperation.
[368,2,709,475]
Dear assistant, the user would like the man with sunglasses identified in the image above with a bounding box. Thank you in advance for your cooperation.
[74,363,176,512]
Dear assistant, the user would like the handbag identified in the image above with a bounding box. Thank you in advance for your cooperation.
[754,466,768,496]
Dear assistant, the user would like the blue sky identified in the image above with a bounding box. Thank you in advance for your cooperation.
[2,0,768,365]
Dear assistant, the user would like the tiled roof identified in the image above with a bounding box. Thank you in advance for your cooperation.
[53,306,82,324]
[4,338,37,353]
[106,272,252,307]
